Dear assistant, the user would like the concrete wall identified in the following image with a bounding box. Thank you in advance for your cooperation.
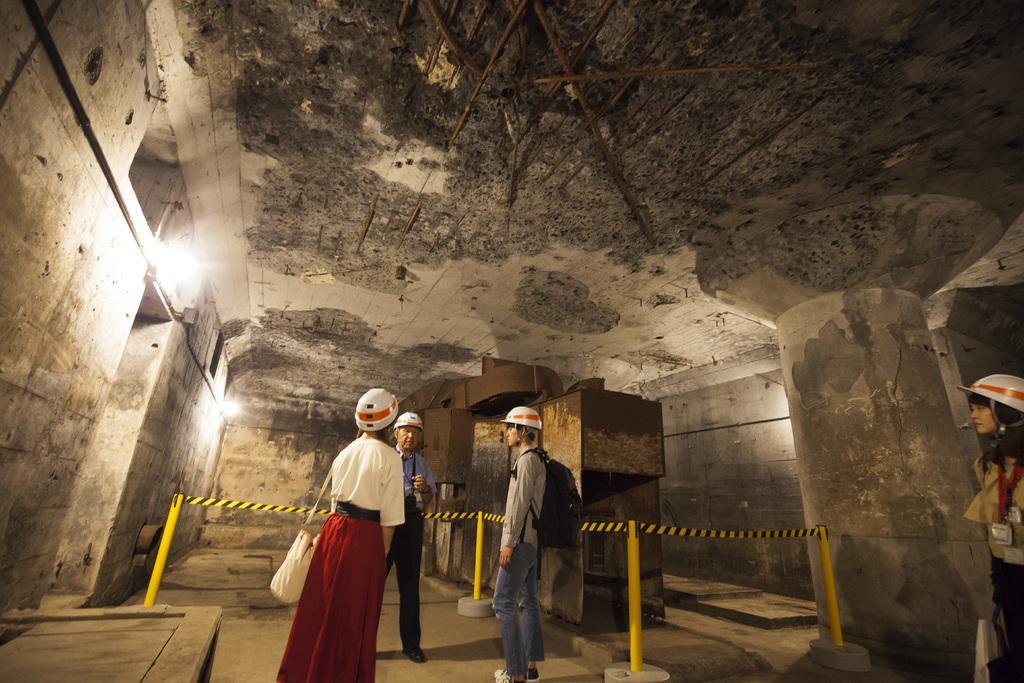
[930,288,1024,469]
[657,370,813,599]
[54,285,227,605]
[0,0,158,611]
[103,294,225,604]
[200,397,353,549]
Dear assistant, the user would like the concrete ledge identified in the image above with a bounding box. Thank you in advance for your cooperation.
[695,595,817,629]
[144,606,222,682]
[0,605,221,683]
[663,576,762,607]
[2,605,176,622]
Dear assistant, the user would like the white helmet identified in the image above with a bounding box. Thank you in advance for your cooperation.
[355,388,398,432]
[394,412,423,430]
[500,406,542,431]
[958,374,1024,428]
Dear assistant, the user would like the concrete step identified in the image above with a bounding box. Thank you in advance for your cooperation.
[662,574,763,608]
[663,575,817,629]
[695,594,818,630]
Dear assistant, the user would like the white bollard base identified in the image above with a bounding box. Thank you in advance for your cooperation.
[457,595,493,618]
[808,638,871,672]
[604,662,670,682]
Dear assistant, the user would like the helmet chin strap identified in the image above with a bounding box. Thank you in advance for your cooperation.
[992,398,1024,438]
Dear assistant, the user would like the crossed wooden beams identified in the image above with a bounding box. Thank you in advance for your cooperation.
[396,0,813,250]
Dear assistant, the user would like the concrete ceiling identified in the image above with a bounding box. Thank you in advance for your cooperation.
[150,0,1024,408]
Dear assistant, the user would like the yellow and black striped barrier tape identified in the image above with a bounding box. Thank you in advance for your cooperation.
[581,521,629,533]
[180,495,508,523]
[639,524,818,538]
[580,522,817,537]
[423,511,506,523]
[178,493,817,539]
[182,494,332,516]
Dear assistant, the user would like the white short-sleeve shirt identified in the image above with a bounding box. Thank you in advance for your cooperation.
[330,436,405,527]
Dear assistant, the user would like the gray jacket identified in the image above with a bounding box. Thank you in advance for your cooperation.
[501,448,546,548]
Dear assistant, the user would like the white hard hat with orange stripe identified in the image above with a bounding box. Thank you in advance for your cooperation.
[501,406,542,431]
[394,412,423,430]
[958,374,1024,428]
[355,388,399,432]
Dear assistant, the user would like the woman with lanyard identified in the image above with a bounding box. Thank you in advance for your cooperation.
[962,374,1024,682]
[278,388,405,683]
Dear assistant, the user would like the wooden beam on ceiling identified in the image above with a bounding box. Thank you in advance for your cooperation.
[536,37,663,186]
[396,200,423,250]
[448,0,494,87]
[507,0,617,203]
[532,0,655,247]
[422,0,485,78]
[533,62,815,84]
[426,0,462,75]
[502,0,528,72]
[448,0,530,147]
[398,0,414,31]
[540,0,617,98]
[558,86,693,190]
[355,195,379,253]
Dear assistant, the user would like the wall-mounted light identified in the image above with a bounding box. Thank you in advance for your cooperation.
[153,243,198,291]
[222,400,240,418]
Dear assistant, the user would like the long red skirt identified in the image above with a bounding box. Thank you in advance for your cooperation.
[278,515,385,683]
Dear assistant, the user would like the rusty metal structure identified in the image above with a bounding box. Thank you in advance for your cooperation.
[402,357,665,627]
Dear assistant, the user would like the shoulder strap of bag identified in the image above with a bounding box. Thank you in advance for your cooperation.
[304,469,333,526]
[523,447,547,522]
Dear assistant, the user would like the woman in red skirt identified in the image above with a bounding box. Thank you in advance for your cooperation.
[279,388,406,683]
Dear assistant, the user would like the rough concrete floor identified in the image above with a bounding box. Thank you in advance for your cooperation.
[126,549,959,682]
[127,548,603,681]
[665,607,960,683]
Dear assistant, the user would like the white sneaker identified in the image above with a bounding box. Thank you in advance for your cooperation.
[494,670,512,683]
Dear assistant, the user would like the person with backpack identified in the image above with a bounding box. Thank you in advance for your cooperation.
[493,407,547,683]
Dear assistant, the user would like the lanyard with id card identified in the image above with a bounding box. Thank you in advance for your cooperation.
[993,466,1024,563]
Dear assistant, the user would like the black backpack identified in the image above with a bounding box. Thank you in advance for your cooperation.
[528,448,582,548]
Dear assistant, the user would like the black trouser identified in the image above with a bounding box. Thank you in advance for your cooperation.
[386,499,424,651]
[991,555,1024,682]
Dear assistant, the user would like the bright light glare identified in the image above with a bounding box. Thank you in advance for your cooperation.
[154,244,198,290]
[222,400,240,418]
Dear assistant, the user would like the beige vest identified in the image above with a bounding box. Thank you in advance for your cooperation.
[964,458,1024,559]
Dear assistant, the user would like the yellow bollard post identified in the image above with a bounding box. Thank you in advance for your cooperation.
[144,493,184,607]
[458,510,492,617]
[603,522,668,681]
[627,519,643,673]
[815,525,844,647]
[473,510,485,600]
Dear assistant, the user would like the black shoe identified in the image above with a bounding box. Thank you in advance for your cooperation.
[403,647,427,663]
[527,667,540,681]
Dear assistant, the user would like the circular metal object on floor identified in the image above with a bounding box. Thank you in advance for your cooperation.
[456,595,493,618]
[604,662,671,682]
[808,638,871,672]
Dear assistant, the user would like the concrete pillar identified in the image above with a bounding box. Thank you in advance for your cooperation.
[777,288,989,671]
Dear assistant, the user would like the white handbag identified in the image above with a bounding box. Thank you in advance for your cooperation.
[974,618,1003,683]
[270,471,332,604]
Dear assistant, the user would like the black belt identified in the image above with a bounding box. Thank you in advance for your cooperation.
[334,500,381,522]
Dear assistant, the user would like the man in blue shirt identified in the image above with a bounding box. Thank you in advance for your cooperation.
[387,412,437,663]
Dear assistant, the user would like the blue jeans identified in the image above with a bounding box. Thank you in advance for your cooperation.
[493,543,544,677]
